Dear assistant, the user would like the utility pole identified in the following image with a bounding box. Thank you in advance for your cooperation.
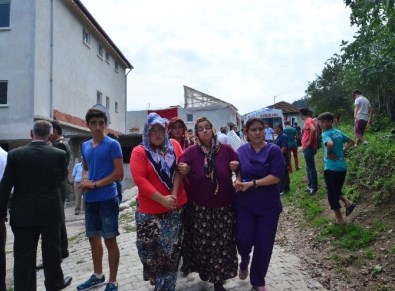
[274,96,276,105]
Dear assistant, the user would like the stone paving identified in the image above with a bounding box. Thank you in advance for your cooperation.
[5,190,326,291]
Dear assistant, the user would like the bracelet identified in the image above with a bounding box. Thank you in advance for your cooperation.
[93,182,97,189]
[252,179,257,188]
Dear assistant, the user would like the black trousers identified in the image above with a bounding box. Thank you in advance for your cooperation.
[0,220,6,291]
[279,154,290,193]
[60,200,68,257]
[12,223,64,291]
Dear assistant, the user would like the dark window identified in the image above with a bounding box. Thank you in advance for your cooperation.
[186,113,193,122]
[0,81,7,104]
[0,1,10,28]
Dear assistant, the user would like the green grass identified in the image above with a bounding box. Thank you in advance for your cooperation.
[284,120,395,256]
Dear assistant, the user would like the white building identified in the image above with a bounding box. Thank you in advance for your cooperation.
[0,0,133,150]
[127,85,241,134]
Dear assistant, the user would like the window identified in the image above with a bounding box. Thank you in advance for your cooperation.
[105,51,110,63]
[0,81,7,105]
[82,28,90,45]
[114,62,119,72]
[0,0,10,28]
[98,44,104,58]
[97,91,102,104]
[115,101,118,113]
[186,113,193,122]
[106,96,110,109]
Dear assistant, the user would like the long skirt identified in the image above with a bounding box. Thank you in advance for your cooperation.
[135,207,183,291]
[181,203,238,284]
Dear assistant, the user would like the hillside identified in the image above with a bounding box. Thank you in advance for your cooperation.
[276,124,395,291]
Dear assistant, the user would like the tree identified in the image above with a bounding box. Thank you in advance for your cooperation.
[305,55,351,116]
[342,0,395,120]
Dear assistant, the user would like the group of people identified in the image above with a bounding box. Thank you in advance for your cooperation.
[130,113,286,291]
[296,89,371,224]
[0,89,370,291]
[0,109,124,291]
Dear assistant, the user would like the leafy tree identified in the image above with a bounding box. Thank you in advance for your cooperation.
[305,55,351,116]
[305,0,395,121]
[342,0,395,120]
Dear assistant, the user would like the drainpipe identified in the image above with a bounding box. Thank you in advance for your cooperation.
[124,67,132,133]
[49,0,54,118]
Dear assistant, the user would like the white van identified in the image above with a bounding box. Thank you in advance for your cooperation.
[243,107,284,128]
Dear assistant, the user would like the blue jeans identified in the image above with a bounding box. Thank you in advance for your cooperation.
[302,148,317,191]
[85,197,120,239]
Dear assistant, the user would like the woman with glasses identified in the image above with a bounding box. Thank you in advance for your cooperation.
[178,117,239,291]
[234,118,286,291]
[130,112,187,291]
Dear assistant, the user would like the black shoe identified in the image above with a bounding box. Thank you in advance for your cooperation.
[304,188,311,193]
[199,273,209,281]
[57,276,72,289]
[61,250,69,259]
[214,282,226,291]
[36,263,44,271]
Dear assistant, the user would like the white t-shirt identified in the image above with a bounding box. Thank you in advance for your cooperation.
[217,132,232,145]
[227,130,241,150]
[354,96,371,121]
[0,146,7,180]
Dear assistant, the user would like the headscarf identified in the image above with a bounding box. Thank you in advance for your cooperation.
[195,117,221,195]
[142,112,176,190]
[168,117,194,150]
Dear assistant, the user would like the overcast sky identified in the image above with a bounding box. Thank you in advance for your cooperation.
[81,0,356,114]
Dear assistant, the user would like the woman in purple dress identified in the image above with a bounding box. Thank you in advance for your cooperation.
[234,118,286,291]
[178,117,239,291]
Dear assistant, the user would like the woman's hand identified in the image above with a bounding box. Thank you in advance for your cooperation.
[234,180,253,192]
[178,162,191,176]
[160,195,177,210]
[229,160,240,172]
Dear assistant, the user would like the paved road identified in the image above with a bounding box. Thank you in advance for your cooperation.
[5,189,326,291]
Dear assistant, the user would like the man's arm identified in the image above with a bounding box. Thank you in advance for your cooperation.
[326,140,337,160]
[305,122,316,147]
[354,104,359,120]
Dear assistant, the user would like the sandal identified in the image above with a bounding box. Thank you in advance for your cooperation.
[346,203,356,216]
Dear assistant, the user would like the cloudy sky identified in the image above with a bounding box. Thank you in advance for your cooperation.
[81,0,356,114]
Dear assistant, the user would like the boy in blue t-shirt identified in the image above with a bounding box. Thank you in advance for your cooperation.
[317,112,356,224]
[78,109,124,291]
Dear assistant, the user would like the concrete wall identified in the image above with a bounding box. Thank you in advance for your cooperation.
[0,0,36,140]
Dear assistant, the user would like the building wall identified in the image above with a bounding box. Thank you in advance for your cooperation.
[51,1,127,132]
[126,106,239,135]
[0,0,128,144]
[179,106,237,133]
[0,0,36,140]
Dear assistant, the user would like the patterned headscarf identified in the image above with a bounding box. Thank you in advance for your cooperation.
[195,117,221,195]
[168,117,194,150]
[142,112,176,190]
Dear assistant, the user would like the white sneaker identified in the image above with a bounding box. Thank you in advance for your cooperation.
[363,141,368,145]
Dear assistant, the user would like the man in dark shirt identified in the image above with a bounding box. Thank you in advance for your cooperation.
[274,123,290,194]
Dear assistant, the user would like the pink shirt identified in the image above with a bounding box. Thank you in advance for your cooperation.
[301,117,318,149]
